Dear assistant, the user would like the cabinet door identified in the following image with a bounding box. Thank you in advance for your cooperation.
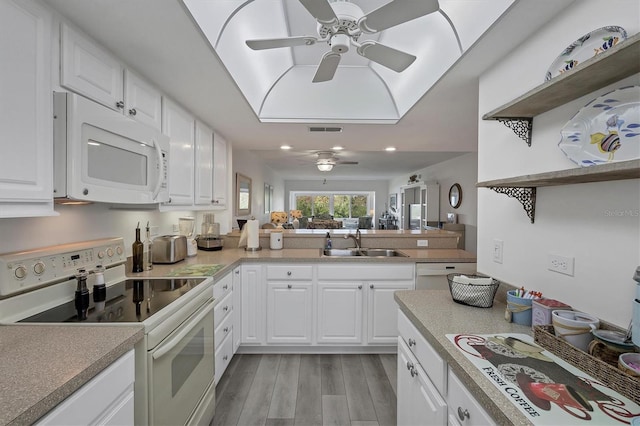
[194,120,214,206]
[447,370,496,426]
[0,0,54,217]
[316,282,363,344]
[397,339,447,426]
[212,133,227,207]
[124,69,162,130]
[267,282,313,344]
[232,267,242,352]
[60,22,123,111]
[162,98,195,206]
[241,265,264,344]
[367,281,413,344]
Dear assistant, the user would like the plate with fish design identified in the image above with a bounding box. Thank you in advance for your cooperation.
[545,26,627,81]
[558,86,640,167]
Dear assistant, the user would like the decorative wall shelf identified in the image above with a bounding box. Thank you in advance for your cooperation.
[482,32,640,145]
[477,160,640,223]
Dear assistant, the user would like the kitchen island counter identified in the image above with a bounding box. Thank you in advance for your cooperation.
[0,324,143,426]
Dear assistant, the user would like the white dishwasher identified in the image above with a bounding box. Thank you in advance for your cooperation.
[415,263,477,290]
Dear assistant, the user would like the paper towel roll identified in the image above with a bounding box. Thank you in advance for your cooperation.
[246,219,260,249]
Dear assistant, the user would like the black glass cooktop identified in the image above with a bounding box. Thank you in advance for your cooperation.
[20,278,207,323]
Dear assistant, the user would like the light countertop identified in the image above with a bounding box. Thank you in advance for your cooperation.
[0,325,143,426]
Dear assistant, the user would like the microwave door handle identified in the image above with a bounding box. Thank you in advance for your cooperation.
[151,298,214,360]
[151,138,164,200]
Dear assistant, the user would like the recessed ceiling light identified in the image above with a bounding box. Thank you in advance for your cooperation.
[280,145,292,150]
[385,147,396,152]
[332,146,344,151]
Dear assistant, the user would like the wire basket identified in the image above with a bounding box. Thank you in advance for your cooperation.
[447,274,500,308]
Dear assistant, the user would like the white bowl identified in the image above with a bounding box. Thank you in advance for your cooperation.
[552,310,600,351]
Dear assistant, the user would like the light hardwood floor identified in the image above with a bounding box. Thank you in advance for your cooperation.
[212,354,398,426]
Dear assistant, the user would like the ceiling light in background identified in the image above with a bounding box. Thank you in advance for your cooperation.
[332,146,344,151]
[317,164,334,172]
[385,147,396,151]
[281,145,292,150]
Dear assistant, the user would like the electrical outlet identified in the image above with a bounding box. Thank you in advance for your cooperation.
[417,240,428,247]
[548,254,575,276]
[493,239,503,264]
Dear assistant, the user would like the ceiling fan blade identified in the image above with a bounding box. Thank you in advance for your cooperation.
[356,41,416,72]
[312,52,341,83]
[336,161,359,165]
[358,0,439,33]
[246,36,318,50]
[299,0,338,25]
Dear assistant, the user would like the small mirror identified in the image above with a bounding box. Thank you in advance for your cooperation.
[236,173,252,216]
[449,183,462,209]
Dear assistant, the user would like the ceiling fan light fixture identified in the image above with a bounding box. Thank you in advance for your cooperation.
[317,163,334,172]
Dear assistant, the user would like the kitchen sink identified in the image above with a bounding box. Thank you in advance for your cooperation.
[320,248,408,257]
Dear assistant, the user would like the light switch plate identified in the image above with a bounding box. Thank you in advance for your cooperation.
[493,239,503,264]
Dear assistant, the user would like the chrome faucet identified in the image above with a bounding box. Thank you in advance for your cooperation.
[344,229,362,250]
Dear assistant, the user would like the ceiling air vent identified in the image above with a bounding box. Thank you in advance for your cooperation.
[309,126,343,133]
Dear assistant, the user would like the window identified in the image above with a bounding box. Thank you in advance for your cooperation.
[291,191,374,218]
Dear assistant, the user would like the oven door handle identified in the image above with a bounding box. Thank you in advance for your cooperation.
[152,298,214,360]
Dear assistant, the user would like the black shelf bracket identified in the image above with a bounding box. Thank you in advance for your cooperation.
[497,118,532,146]
[489,187,537,223]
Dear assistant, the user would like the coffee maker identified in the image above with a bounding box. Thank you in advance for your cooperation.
[196,213,224,251]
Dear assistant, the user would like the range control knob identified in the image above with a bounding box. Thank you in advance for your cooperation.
[33,261,45,275]
[116,246,123,256]
[14,265,27,280]
[98,251,105,259]
[106,248,114,257]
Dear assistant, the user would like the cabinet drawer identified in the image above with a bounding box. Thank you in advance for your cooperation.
[215,311,232,350]
[266,265,313,281]
[447,370,495,426]
[214,332,233,385]
[214,291,232,327]
[398,311,446,395]
[318,264,414,280]
[213,273,232,300]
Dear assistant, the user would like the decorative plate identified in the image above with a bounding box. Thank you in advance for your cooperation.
[558,85,640,167]
[545,26,627,81]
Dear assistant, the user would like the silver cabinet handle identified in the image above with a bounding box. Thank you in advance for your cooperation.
[457,407,470,421]
[223,327,229,333]
[235,270,240,275]
[370,284,374,289]
[223,355,228,361]
[406,361,413,371]
[128,108,137,116]
[223,284,228,290]
[357,284,362,289]
[408,338,416,347]
[287,284,292,289]
[410,366,418,377]
[287,271,292,276]
[116,100,124,109]
[223,305,229,311]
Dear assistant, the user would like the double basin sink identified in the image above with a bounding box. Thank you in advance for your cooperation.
[321,248,408,257]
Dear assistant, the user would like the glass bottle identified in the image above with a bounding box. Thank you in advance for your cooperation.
[132,222,144,273]
[143,221,153,270]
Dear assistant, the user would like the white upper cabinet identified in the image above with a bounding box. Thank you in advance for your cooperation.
[162,98,195,206]
[212,132,228,208]
[194,120,214,206]
[0,0,55,217]
[60,23,162,130]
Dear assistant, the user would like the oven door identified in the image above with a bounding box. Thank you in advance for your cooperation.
[148,297,214,426]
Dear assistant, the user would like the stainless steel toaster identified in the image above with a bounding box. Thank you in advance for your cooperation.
[152,235,187,264]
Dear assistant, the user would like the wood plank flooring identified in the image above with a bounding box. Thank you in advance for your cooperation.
[212,354,397,426]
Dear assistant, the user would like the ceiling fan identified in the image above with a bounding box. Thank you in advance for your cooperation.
[312,151,358,172]
[245,0,440,82]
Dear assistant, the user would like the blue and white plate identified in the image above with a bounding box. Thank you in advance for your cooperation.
[558,86,640,167]
[545,26,627,81]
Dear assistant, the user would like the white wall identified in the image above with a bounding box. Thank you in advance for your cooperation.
[233,149,285,227]
[284,179,390,219]
[389,153,478,252]
[478,0,640,327]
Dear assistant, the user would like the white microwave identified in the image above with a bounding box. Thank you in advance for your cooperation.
[54,92,169,204]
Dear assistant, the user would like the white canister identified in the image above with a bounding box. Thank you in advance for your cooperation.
[270,232,283,250]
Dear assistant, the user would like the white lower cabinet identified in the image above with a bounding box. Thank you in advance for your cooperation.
[397,310,495,426]
[36,350,135,425]
[397,338,447,426]
[213,271,234,384]
[317,281,364,344]
[267,281,313,343]
[232,267,242,352]
[241,264,265,344]
[367,282,413,344]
